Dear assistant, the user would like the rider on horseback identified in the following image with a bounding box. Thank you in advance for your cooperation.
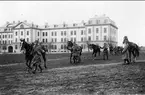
[101,43,109,60]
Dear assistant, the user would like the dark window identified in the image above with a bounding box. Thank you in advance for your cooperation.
[46,39,48,43]
[38,32,39,36]
[21,31,23,35]
[61,38,63,42]
[71,38,73,42]
[61,45,63,49]
[61,31,63,36]
[27,31,29,35]
[46,32,47,36]
[3,35,4,38]
[74,38,76,42]
[55,32,57,36]
[15,38,17,42]
[104,28,107,33]
[43,39,45,42]
[88,29,91,34]
[64,38,66,42]
[55,38,57,42]
[27,38,29,42]
[64,31,66,35]
[43,32,45,36]
[81,37,83,41]
[0,35,1,38]
[74,31,76,35]
[5,35,7,38]
[20,24,24,28]
[104,36,107,40]
[88,36,91,41]
[96,36,99,40]
[81,30,83,35]
[52,32,53,36]
[71,31,73,35]
[15,45,17,49]
[96,28,99,33]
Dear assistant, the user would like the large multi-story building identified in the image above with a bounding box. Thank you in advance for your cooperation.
[0,14,118,53]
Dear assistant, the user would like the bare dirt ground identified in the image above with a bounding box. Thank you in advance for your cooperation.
[0,53,145,95]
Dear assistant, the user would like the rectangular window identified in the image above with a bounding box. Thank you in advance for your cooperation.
[9,35,10,38]
[3,35,4,38]
[88,36,91,41]
[21,31,23,36]
[0,35,1,38]
[61,31,63,36]
[55,32,57,36]
[5,35,7,38]
[61,45,63,49]
[74,31,76,35]
[74,38,76,42]
[15,38,17,42]
[43,32,45,36]
[27,38,29,42]
[96,36,99,40]
[104,28,107,33]
[61,38,63,42]
[64,31,66,36]
[81,37,83,42]
[71,38,73,42]
[88,28,91,34]
[46,39,48,43]
[55,45,57,49]
[15,32,17,36]
[52,32,53,36]
[55,38,57,42]
[71,31,73,35]
[38,32,39,36]
[11,35,13,38]
[96,28,99,33]
[81,30,83,35]
[15,45,17,49]
[43,39,45,42]
[64,38,66,42]
[52,38,53,42]
[27,31,29,35]
[104,36,107,41]
[46,32,47,36]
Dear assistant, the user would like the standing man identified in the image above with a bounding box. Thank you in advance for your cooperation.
[122,36,130,64]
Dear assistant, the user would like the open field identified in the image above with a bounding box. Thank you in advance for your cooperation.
[0,52,145,95]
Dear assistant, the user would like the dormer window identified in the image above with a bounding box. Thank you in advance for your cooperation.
[73,24,76,27]
[20,24,24,28]
[104,19,108,24]
[88,20,92,24]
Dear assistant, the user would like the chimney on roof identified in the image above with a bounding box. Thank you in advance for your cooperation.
[13,21,15,24]
[6,21,9,24]
[24,20,27,23]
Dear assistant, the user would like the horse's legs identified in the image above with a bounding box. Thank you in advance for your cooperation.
[128,51,132,64]
[42,53,47,69]
[70,53,72,63]
[38,64,42,73]
[32,64,37,74]
[132,50,136,63]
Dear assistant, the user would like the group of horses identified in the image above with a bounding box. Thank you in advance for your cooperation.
[20,39,140,74]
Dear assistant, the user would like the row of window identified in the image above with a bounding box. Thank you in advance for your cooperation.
[15,31,29,36]
[0,34,13,39]
[0,40,13,44]
[88,19,108,25]
[88,28,107,34]
[15,38,29,42]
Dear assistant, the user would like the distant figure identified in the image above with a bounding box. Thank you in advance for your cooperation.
[122,36,130,64]
[101,43,109,60]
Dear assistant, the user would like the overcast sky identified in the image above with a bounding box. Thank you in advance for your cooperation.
[0,1,145,46]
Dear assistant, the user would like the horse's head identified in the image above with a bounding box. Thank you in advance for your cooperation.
[88,44,93,50]
[20,39,26,51]
[67,41,73,50]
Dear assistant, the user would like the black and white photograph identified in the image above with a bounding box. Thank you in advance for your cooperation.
[0,1,145,95]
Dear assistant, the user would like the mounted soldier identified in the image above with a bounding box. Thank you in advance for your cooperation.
[101,43,109,60]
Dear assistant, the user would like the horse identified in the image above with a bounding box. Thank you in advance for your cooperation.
[67,41,82,64]
[88,44,101,59]
[20,39,47,70]
[128,42,140,63]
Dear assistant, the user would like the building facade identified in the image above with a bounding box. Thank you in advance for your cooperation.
[0,14,118,53]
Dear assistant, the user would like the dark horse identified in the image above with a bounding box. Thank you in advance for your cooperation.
[128,42,140,63]
[20,39,47,70]
[67,41,82,63]
[88,44,101,59]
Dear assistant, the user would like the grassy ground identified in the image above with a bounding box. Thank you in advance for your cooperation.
[0,52,145,95]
